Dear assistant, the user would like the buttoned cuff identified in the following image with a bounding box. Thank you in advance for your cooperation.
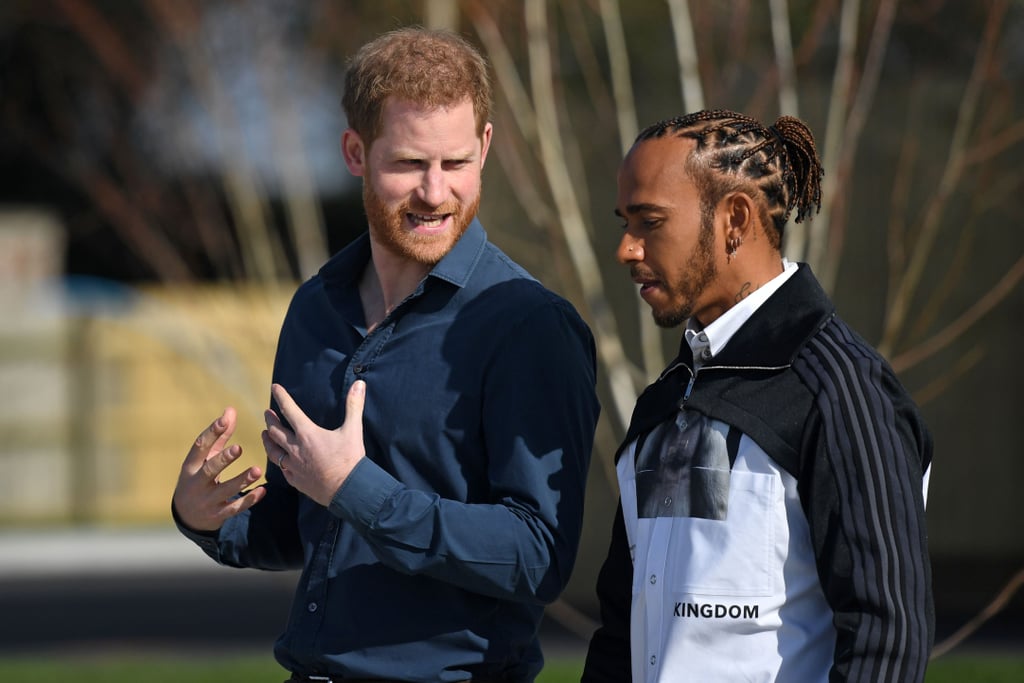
[328,457,402,531]
[171,501,222,562]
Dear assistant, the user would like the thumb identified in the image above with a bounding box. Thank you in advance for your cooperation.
[343,380,367,434]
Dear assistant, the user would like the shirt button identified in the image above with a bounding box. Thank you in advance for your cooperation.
[353,364,366,374]
[701,349,712,361]
[663,496,672,507]
[307,602,318,613]
[698,332,708,343]
[650,654,657,666]
[649,574,657,585]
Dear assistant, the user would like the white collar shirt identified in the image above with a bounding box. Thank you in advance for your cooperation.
[684,259,798,371]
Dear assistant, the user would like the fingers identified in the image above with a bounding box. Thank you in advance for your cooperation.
[175,408,270,532]
[228,486,267,516]
[218,464,264,495]
[208,482,267,526]
[184,407,237,474]
[198,442,245,482]
[173,460,264,533]
[261,429,288,470]
[270,383,311,432]
[263,408,294,455]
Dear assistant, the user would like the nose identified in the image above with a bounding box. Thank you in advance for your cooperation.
[617,234,642,264]
[418,164,448,208]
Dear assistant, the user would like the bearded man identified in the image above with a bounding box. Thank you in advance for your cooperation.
[171,28,599,683]
[583,110,933,683]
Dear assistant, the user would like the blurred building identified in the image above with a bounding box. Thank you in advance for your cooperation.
[0,208,291,524]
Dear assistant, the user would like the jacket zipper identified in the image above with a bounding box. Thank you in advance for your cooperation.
[662,360,790,410]
[682,372,697,407]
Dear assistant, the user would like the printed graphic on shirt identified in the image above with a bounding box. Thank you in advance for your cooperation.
[635,410,736,519]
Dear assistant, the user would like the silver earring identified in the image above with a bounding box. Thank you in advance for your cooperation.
[726,236,741,263]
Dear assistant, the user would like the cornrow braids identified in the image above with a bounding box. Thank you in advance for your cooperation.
[636,110,824,247]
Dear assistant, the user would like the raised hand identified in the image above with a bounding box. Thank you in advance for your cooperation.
[262,381,367,507]
[172,407,267,532]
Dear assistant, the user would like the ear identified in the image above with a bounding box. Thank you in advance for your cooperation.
[722,191,756,240]
[341,129,367,176]
[479,121,493,169]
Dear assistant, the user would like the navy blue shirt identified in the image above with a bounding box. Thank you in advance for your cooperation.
[177,220,600,682]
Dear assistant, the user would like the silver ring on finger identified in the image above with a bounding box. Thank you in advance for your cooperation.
[277,452,287,470]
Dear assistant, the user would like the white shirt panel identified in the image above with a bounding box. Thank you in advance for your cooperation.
[619,421,836,682]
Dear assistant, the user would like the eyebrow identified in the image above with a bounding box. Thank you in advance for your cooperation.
[390,146,479,160]
[616,202,667,217]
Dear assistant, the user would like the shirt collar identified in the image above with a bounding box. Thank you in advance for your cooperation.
[427,218,487,288]
[685,259,798,368]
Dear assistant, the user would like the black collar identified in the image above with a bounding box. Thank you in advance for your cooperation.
[619,263,834,459]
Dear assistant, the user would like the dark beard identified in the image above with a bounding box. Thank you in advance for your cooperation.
[653,216,717,328]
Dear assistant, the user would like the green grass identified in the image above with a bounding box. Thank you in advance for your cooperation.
[925,654,1024,683]
[0,653,1020,682]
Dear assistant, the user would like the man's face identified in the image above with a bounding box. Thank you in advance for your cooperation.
[614,136,725,328]
[344,97,492,266]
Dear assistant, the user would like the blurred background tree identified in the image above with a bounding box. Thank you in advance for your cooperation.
[0,0,1021,654]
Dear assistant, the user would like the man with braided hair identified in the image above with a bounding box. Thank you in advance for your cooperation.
[582,110,933,682]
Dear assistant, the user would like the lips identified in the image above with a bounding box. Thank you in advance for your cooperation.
[631,267,661,293]
[407,212,452,233]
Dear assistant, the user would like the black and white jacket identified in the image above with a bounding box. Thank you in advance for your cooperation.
[583,264,934,683]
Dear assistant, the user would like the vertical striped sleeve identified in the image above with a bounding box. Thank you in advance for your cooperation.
[794,321,933,683]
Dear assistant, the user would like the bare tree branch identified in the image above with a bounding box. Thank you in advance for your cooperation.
[806,0,860,279]
[524,0,637,432]
[769,0,799,117]
[257,26,329,280]
[911,345,984,408]
[464,0,539,144]
[597,0,638,156]
[931,565,1024,659]
[146,0,286,284]
[751,0,836,123]
[962,117,1024,166]
[818,0,899,293]
[562,0,616,128]
[879,0,1008,356]
[907,210,977,345]
[424,0,459,29]
[54,0,149,101]
[768,0,803,265]
[76,166,194,281]
[890,252,1024,373]
[666,0,704,111]
[596,0,665,380]
[885,103,919,325]
[490,112,556,230]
